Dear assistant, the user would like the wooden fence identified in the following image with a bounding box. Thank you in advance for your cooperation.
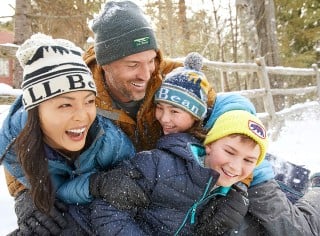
[198,57,320,140]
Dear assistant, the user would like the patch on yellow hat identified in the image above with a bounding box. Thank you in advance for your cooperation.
[204,110,268,166]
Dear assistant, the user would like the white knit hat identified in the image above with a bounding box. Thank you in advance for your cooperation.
[16,33,96,111]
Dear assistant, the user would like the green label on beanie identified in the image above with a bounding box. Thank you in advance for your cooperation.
[133,37,150,47]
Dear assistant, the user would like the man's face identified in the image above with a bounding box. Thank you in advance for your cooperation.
[102,50,157,103]
[205,135,260,187]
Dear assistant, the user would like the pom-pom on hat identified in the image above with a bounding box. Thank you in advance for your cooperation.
[16,33,96,111]
[154,52,210,120]
[92,0,158,65]
[204,110,268,166]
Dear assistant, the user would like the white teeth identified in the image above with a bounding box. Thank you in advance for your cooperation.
[68,127,85,134]
[131,82,145,87]
[223,169,237,177]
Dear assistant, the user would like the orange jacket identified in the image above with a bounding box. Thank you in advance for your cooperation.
[83,46,184,151]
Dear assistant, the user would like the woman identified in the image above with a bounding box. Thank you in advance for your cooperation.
[0,33,136,235]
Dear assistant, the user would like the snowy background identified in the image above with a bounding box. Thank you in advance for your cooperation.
[0,83,319,234]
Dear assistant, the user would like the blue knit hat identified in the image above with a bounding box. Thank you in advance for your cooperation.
[204,93,256,129]
[154,52,210,120]
[92,1,158,65]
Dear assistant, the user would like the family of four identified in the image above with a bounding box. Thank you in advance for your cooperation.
[0,1,319,235]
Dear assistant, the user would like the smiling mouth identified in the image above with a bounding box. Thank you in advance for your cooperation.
[131,81,146,88]
[66,127,86,137]
[222,168,238,178]
[162,125,175,133]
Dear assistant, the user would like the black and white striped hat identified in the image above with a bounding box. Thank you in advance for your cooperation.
[16,33,96,111]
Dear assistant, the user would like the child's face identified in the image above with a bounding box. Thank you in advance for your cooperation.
[39,91,96,154]
[155,102,196,135]
[204,135,260,187]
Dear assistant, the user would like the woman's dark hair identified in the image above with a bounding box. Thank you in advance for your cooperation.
[15,107,54,213]
[188,119,207,142]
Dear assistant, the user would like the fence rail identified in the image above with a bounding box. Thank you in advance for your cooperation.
[199,57,320,140]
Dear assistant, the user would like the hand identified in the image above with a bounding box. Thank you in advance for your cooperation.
[14,190,68,236]
[196,187,249,235]
[90,165,150,210]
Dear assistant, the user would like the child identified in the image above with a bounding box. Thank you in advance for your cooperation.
[90,52,268,235]
[0,33,137,235]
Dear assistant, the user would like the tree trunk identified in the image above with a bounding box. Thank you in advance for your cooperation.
[178,0,189,52]
[13,0,33,88]
[252,0,284,111]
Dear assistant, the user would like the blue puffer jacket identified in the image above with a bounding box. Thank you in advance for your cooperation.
[0,96,135,204]
[91,132,227,236]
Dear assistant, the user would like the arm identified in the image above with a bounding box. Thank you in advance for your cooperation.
[90,153,158,235]
[91,199,149,236]
[1,97,29,196]
[248,179,320,236]
[10,190,69,235]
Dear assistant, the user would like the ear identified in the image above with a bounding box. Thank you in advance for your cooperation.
[205,144,212,155]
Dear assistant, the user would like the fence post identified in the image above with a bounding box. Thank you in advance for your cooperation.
[219,70,225,92]
[255,57,279,140]
[312,63,320,101]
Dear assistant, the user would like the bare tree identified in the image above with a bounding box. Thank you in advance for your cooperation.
[252,0,284,110]
[13,0,32,88]
[178,0,189,52]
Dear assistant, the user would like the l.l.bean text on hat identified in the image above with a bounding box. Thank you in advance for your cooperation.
[26,74,95,103]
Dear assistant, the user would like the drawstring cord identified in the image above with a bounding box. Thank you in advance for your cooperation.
[0,137,16,165]
[174,177,230,236]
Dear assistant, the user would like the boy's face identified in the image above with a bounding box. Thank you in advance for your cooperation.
[205,135,260,187]
[155,102,196,135]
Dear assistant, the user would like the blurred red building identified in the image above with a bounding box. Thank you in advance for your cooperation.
[0,31,14,86]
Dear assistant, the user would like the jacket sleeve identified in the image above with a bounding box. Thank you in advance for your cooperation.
[54,171,93,204]
[248,179,320,236]
[89,152,158,236]
[4,169,27,197]
[0,97,29,196]
[91,199,148,236]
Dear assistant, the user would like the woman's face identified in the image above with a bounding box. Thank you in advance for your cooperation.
[38,91,96,153]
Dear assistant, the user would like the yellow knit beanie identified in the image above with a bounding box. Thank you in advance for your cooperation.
[204,110,268,166]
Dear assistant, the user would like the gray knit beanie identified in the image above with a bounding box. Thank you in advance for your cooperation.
[92,0,158,65]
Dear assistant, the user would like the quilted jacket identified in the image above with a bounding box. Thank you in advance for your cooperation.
[0,96,135,204]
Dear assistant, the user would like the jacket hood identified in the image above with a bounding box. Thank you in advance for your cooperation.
[0,96,27,153]
[156,133,202,162]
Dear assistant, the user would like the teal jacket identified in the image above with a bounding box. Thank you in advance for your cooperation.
[0,96,135,204]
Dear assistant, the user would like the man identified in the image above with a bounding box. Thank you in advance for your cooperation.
[82,0,216,151]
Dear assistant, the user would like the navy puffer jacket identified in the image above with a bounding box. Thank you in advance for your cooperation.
[91,132,222,235]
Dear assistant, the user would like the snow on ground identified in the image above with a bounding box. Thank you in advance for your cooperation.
[0,83,319,234]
